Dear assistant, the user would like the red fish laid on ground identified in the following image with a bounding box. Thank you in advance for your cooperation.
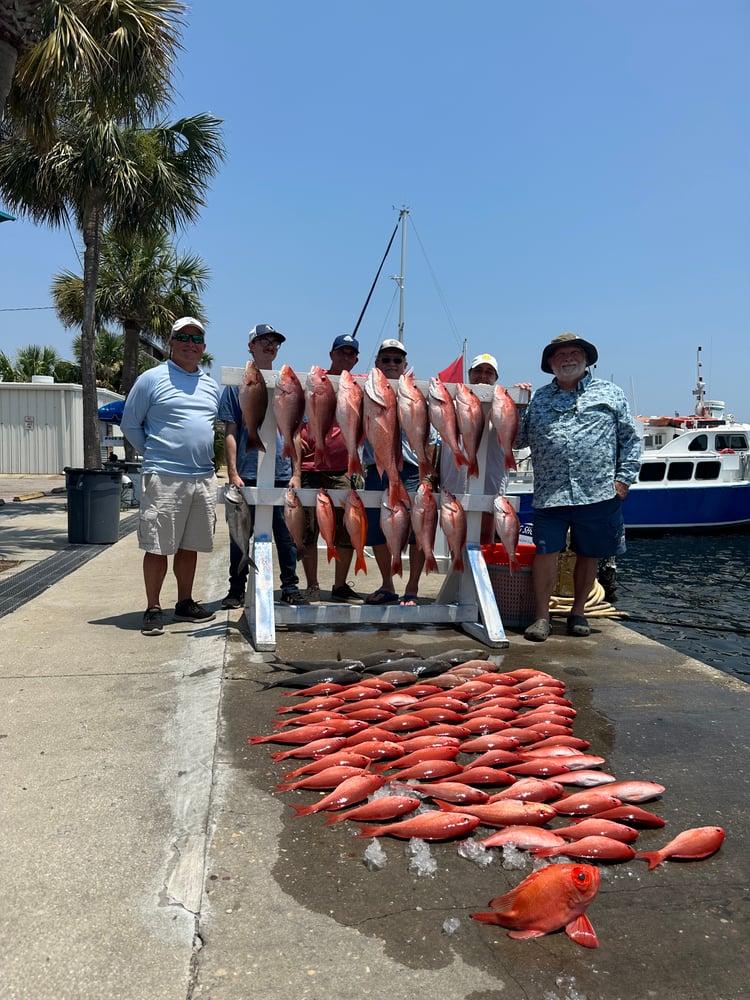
[411,480,439,574]
[454,383,485,480]
[323,794,422,826]
[397,372,433,480]
[291,772,388,817]
[552,818,640,843]
[277,765,367,792]
[273,364,306,463]
[355,810,481,841]
[435,798,557,827]
[316,488,341,563]
[249,722,344,745]
[439,490,467,573]
[471,863,601,948]
[335,368,365,478]
[239,359,268,452]
[554,790,622,816]
[305,365,338,466]
[490,383,519,471]
[599,780,665,803]
[636,826,725,869]
[478,827,568,851]
[532,835,637,862]
[271,736,349,762]
[404,781,490,805]
[593,804,666,828]
[342,488,368,575]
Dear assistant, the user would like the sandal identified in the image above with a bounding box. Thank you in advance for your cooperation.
[567,615,590,637]
[524,618,551,642]
[365,588,399,606]
[399,594,419,606]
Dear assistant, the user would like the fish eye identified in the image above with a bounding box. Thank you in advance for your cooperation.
[575,871,587,883]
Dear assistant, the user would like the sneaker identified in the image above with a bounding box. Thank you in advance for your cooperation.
[303,585,321,603]
[524,618,551,642]
[174,598,216,623]
[331,583,364,605]
[280,589,310,606]
[142,607,164,636]
[221,591,245,610]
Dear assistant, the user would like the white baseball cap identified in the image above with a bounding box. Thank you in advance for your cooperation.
[469,353,498,374]
[377,338,407,355]
[172,317,206,336]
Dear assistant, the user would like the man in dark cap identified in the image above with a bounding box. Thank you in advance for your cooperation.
[517,332,640,642]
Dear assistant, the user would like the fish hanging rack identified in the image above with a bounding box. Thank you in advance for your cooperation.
[221,367,528,652]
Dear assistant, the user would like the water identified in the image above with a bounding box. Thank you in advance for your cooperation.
[615,531,750,684]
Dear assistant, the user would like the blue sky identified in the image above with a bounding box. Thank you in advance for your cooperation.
[3,1,748,418]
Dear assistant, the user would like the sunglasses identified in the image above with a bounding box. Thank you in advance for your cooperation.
[379,355,405,364]
[251,337,281,349]
[172,332,205,344]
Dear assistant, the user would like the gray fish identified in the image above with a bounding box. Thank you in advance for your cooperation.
[424,648,489,666]
[358,649,419,668]
[272,658,366,674]
[261,668,366,690]
[225,488,258,572]
[364,657,453,677]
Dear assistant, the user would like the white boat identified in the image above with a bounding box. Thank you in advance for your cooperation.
[507,347,750,533]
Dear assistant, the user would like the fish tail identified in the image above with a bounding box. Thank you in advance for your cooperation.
[453,449,469,470]
[418,459,433,481]
[470,911,505,925]
[504,452,517,471]
[391,554,403,577]
[348,454,364,478]
[291,802,320,818]
[433,800,459,812]
[424,553,439,575]
[323,813,346,826]
[354,550,368,575]
[327,543,341,563]
[453,553,465,573]
[354,824,383,838]
[467,457,479,479]
[635,851,663,869]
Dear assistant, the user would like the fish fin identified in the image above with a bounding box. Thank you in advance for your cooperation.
[354,824,383,838]
[566,914,599,948]
[327,544,341,563]
[433,800,460,812]
[290,802,320,817]
[452,554,465,573]
[348,454,364,477]
[467,458,479,479]
[506,929,547,940]
[504,451,517,471]
[470,911,506,925]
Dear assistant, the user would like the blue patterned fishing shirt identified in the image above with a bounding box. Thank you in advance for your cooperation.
[516,373,641,509]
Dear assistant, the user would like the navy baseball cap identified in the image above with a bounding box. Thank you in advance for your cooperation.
[331,334,359,352]
[249,323,285,344]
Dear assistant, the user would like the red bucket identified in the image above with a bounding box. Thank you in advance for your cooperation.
[481,543,536,568]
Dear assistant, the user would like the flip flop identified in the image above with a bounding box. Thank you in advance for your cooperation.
[399,594,419,606]
[365,588,399,606]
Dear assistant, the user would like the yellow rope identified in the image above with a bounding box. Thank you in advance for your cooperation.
[549,580,629,619]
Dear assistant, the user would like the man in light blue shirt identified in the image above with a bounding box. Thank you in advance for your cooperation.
[517,332,640,642]
[122,317,220,635]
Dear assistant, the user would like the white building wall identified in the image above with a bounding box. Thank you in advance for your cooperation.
[0,383,123,474]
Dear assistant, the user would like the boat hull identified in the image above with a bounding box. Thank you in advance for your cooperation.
[622,482,750,532]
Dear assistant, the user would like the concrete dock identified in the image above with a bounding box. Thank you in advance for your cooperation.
[1,474,747,1000]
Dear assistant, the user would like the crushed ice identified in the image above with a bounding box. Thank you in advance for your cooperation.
[405,837,438,876]
[363,838,387,871]
[457,837,495,868]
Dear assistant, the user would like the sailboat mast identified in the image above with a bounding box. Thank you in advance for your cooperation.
[397,206,408,343]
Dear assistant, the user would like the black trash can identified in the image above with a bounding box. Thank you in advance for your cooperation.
[64,467,123,544]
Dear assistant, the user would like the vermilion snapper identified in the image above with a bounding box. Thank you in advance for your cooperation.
[454,383,485,480]
[355,810,480,841]
[283,486,306,554]
[493,494,521,572]
[397,372,433,480]
[531,835,636,862]
[304,365,338,466]
[478,826,568,851]
[272,364,306,463]
[291,771,387,817]
[471,863,601,948]
[342,488,368,575]
[363,367,410,510]
[551,818,640,843]
[323,794,422,826]
[410,480,439,575]
[316,488,340,563]
[636,825,725,869]
[439,490,467,573]
[427,375,468,472]
[435,798,556,827]
[335,369,364,478]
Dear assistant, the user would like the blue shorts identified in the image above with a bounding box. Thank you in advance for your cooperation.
[364,462,419,546]
[532,497,626,559]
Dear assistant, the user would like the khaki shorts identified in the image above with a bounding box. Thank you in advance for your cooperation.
[138,472,217,555]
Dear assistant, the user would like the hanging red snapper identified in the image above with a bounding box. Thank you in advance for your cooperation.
[411,479,439,574]
[335,369,365,478]
[454,383,485,480]
[493,494,521,572]
[439,490,467,573]
[342,488,368,575]
[316,488,341,563]
[363,367,410,509]
[636,826,725,869]
[239,359,268,452]
[397,372,432,480]
[471,863,601,948]
[490,383,519,471]
[305,365,338,466]
[273,364,306,461]
[282,486,306,554]
[428,375,468,471]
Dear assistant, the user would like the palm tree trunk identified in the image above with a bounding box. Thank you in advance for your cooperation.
[81,200,105,468]
[121,319,143,462]
[0,38,18,113]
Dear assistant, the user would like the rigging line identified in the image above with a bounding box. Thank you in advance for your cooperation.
[351,218,400,338]
[0,306,56,312]
[408,216,463,352]
[363,284,401,371]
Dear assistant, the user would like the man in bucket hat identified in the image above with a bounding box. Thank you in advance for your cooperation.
[516,332,640,642]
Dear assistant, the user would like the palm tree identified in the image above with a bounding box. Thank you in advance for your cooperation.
[12,343,61,380]
[0,1,224,468]
[52,225,210,396]
[71,327,123,391]
[0,0,46,113]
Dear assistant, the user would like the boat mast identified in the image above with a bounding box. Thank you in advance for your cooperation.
[692,345,706,416]
[391,206,409,343]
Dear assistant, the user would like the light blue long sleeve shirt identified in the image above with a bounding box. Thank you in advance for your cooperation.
[516,373,641,508]
[121,360,220,476]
